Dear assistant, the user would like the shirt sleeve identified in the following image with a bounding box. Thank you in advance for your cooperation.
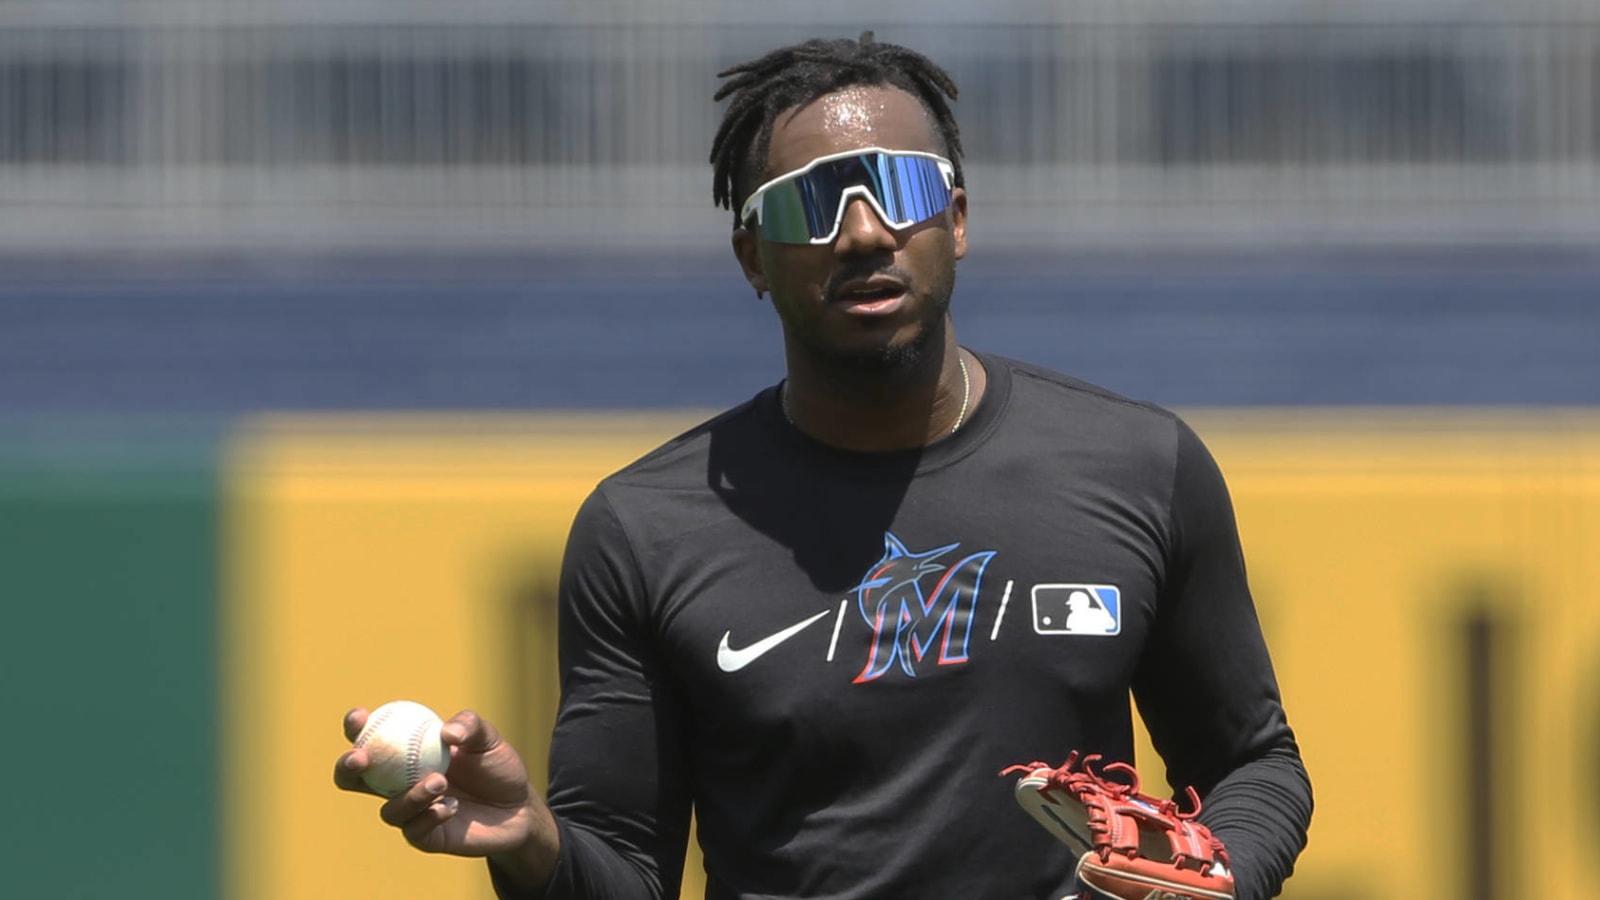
[490,487,693,900]
[1130,417,1314,900]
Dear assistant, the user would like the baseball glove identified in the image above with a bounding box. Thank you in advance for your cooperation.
[1002,751,1234,900]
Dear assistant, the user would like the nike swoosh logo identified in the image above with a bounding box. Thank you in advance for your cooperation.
[716,610,832,673]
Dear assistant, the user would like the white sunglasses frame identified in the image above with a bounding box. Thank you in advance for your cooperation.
[739,147,957,245]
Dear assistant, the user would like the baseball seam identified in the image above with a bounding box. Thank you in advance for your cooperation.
[406,720,427,788]
[355,705,396,750]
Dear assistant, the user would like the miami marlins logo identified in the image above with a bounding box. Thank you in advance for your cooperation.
[853,532,997,683]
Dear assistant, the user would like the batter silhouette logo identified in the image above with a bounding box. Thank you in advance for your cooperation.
[1031,583,1121,636]
[852,533,997,683]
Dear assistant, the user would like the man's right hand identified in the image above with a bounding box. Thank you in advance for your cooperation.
[334,707,561,891]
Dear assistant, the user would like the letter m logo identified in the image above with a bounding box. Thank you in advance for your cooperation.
[852,533,996,683]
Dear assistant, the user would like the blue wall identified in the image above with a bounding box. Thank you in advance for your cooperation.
[2,247,1597,414]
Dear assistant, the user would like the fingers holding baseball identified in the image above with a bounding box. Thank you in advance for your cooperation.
[399,795,463,853]
[334,707,377,794]
[335,702,546,860]
[377,770,537,858]
[435,710,532,803]
[442,709,501,755]
[378,773,464,853]
[334,745,375,794]
[336,701,451,798]
[342,706,370,742]
[380,772,451,828]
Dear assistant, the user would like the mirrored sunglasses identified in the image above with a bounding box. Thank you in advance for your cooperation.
[740,147,956,245]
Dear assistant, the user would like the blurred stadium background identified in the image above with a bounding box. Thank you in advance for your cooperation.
[2,1,1598,898]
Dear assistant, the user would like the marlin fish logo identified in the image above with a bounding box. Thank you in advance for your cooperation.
[853,533,996,683]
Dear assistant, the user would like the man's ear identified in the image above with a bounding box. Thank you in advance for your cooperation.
[731,227,769,297]
[949,187,968,261]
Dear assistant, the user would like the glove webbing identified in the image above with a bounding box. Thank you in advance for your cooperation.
[1088,792,1223,871]
[1034,752,1230,872]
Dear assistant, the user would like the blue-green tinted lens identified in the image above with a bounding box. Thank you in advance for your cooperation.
[757,152,951,244]
[761,181,819,244]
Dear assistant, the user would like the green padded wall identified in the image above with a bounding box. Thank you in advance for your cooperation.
[0,427,218,900]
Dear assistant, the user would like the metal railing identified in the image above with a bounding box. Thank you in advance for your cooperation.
[1,0,1597,247]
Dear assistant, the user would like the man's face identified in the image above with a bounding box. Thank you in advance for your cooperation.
[733,85,968,372]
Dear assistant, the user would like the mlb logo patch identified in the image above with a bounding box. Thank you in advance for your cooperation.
[1031,584,1121,636]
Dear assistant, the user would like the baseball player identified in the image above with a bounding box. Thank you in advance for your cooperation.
[335,32,1313,900]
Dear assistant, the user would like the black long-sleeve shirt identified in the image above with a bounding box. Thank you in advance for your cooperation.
[495,350,1312,900]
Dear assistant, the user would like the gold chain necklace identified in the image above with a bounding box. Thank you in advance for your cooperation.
[950,352,972,432]
[782,352,972,435]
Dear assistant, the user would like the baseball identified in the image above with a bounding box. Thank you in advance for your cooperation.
[352,700,451,798]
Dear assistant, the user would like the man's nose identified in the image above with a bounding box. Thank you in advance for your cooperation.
[832,196,898,255]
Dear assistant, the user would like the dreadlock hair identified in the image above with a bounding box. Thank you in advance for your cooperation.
[710,31,964,229]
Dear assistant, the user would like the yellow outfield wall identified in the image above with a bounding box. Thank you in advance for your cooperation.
[222,410,1600,900]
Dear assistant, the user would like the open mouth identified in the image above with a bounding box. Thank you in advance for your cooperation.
[831,280,908,314]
